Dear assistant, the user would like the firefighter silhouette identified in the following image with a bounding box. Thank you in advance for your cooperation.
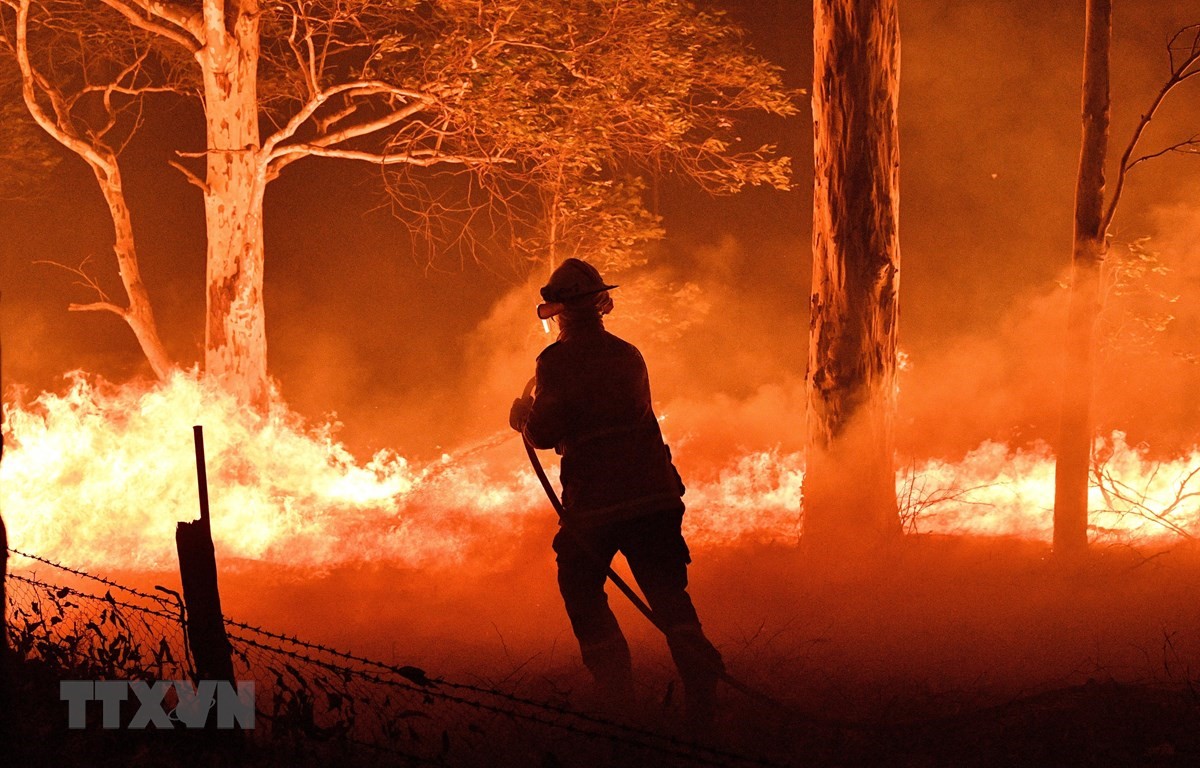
[510,258,723,730]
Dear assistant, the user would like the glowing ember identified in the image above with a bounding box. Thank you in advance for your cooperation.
[2,374,1198,572]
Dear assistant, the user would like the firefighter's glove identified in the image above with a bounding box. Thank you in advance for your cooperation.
[509,396,534,432]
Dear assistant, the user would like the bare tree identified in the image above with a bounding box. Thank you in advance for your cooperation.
[804,0,902,545]
[1,0,176,377]
[2,0,795,407]
[1054,12,1200,555]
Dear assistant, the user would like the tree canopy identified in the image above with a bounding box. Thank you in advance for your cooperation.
[1,0,796,395]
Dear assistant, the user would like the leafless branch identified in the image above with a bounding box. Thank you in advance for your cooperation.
[1127,133,1200,169]
[95,0,201,53]
[267,144,506,167]
[373,162,537,277]
[1102,24,1200,231]
[33,257,118,310]
[302,101,432,153]
[285,4,318,97]
[1166,22,1200,73]
[313,102,356,135]
[68,301,128,317]
[168,157,208,192]
[896,465,1005,535]
[260,80,432,158]
[1092,451,1200,540]
[76,83,179,100]
[12,0,113,174]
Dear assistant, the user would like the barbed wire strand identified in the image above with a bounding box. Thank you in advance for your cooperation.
[8,547,175,608]
[223,615,779,766]
[9,572,181,623]
[5,551,784,767]
[226,629,763,768]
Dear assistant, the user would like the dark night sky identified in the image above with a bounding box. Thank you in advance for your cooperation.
[2,0,1200,461]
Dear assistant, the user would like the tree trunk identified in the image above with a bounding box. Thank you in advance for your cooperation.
[1,512,7,733]
[13,0,173,381]
[94,164,174,380]
[198,1,269,409]
[1054,0,1111,555]
[1,346,7,709]
[805,0,902,545]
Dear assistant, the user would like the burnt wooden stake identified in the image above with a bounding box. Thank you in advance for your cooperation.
[176,426,236,688]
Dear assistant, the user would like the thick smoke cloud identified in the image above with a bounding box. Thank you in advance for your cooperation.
[1,0,1198,468]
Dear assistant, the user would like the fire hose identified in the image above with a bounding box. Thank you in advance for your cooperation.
[518,378,778,709]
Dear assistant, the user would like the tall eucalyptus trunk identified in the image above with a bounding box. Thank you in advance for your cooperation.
[198,0,270,409]
[805,0,903,545]
[1054,0,1112,555]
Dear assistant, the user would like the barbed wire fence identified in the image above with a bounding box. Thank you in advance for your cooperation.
[4,547,786,767]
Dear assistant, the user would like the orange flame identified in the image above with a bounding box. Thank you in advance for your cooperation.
[2,372,542,571]
[2,373,1197,572]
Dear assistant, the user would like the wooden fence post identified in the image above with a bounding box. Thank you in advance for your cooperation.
[176,426,236,686]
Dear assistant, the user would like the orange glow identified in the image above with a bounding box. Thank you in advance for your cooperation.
[3,373,1197,573]
[1,372,542,571]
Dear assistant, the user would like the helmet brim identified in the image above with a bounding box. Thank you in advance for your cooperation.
[536,284,618,320]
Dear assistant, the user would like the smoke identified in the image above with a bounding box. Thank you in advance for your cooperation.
[1,0,1197,537]
[1094,198,1200,452]
[1,0,1195,473]
[896,280,1069,458]
[433,236,809,479]
[896,192,1200,462]
[2,7,1200,750]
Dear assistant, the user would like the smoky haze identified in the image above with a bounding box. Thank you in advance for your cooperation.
[6,6,1200,757]
[0,0,1198,466]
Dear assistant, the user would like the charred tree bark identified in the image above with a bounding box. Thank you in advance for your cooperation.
[805,0,903,546]
[1054,0,1112,555]
[198,0,270,410]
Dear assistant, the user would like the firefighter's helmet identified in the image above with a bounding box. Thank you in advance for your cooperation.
[537,259,618,319]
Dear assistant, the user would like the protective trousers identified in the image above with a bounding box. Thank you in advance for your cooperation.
[553,510,724,721]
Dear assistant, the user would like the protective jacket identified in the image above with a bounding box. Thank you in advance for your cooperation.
[523,325,684,527]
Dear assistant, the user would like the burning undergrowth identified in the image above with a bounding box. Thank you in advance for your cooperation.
[2,370,1199,575]
[2,371,539,571]
[0,370,805,572]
